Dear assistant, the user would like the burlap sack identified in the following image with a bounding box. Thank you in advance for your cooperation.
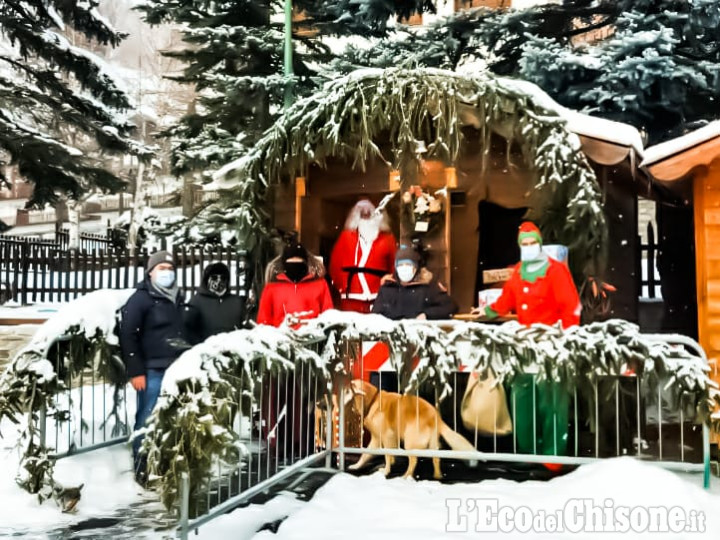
[460,370,513,436]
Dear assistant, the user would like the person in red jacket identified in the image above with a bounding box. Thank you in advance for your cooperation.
[256,242,333,452]
[329,199,397,313]
[257,242,333,328]
[481,221,581,327]
[477,221,580,469]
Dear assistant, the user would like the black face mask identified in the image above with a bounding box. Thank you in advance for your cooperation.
[284,261,308,283]
[207,274,228,296]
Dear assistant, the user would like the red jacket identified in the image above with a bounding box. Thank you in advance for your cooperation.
[329,230,396,301]
[490,259,581,328]
[257,273,333,328]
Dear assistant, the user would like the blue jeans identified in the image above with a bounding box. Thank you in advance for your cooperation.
[132,368,164,474]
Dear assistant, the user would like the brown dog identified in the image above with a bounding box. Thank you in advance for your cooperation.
[345,379,477,479]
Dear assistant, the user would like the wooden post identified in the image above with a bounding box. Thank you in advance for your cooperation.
[295,176,306,240]
[693,167,719,443]
[444,167,457,293]
[388,169,400,191]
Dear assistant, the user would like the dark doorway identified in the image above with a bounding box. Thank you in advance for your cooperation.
[475,200,527,294]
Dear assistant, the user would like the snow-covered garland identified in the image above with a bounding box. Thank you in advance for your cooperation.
[0,290,134,502]
[144,311,719,511]
[190,68,607,283]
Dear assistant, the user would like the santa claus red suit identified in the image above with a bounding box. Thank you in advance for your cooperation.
[329,200,397,313]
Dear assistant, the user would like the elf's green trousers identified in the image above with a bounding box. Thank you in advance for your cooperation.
[511,374,570,455]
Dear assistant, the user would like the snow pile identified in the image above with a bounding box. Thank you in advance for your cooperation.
[196,493,305,540]
[246,460,719,540]
[17,288,134,359]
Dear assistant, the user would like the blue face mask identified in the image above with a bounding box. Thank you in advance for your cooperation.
[154,269,176,288]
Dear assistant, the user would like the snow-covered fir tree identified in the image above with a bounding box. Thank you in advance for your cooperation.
[341,0,720,144]
[0,1,148,218]
[136,0,441,177]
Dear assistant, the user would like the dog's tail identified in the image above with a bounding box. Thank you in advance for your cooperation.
[439,422,479,468]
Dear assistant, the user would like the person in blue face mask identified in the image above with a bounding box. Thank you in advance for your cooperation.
[372,245,457,321]
[120,250,190,487]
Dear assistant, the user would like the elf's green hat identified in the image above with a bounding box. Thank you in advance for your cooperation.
[517,221,543,245]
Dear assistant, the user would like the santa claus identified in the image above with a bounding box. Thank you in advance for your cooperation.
[329,199,397,313]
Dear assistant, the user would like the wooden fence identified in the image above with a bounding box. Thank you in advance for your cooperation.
[0,239,248,304]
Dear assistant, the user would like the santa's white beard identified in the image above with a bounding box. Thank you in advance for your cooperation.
[357,218,381,243]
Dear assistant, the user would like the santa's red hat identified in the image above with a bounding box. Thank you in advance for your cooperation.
[517,221,542,245]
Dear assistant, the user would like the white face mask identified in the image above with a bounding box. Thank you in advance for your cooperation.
[154,269,176,288]
[396,265,416,283]
[520,244,542,262]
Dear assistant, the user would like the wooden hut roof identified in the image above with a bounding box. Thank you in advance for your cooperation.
[643,121,720,183]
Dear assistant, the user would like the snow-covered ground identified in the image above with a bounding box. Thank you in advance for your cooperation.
[0,415,162,539]
[201,461,720,540]
[2,407,718,539]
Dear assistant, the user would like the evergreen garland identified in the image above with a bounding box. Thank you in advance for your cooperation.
[143,312,719,512]
[199,68,606,283]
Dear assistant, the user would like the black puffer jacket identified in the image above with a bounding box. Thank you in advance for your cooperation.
[120,278,188,378]
[372,268,457,320]
[184,262,246,344]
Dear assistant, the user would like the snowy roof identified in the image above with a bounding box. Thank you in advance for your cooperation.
[563,110,644,155]
[641,121,720,167]
[495,78,644,155]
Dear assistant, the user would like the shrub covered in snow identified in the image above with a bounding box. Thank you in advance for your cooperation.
[0,289,134,501]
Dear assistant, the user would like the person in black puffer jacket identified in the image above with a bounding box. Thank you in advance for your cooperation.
[120,250,189,486]
[372,245,457,320]
[184,262,246,344]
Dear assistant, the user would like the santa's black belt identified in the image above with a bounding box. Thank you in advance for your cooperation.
[341,266,387,296]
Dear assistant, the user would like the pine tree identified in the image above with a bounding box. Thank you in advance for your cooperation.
[136,0,440,177]
[342,0,720,144]
[515,0,720,143]
[0,1,147,213]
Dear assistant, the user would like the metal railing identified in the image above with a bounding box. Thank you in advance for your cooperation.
[177,358,334,540]
[36,336,131,460]
[171,323,713,538]
[333,327,712,488]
